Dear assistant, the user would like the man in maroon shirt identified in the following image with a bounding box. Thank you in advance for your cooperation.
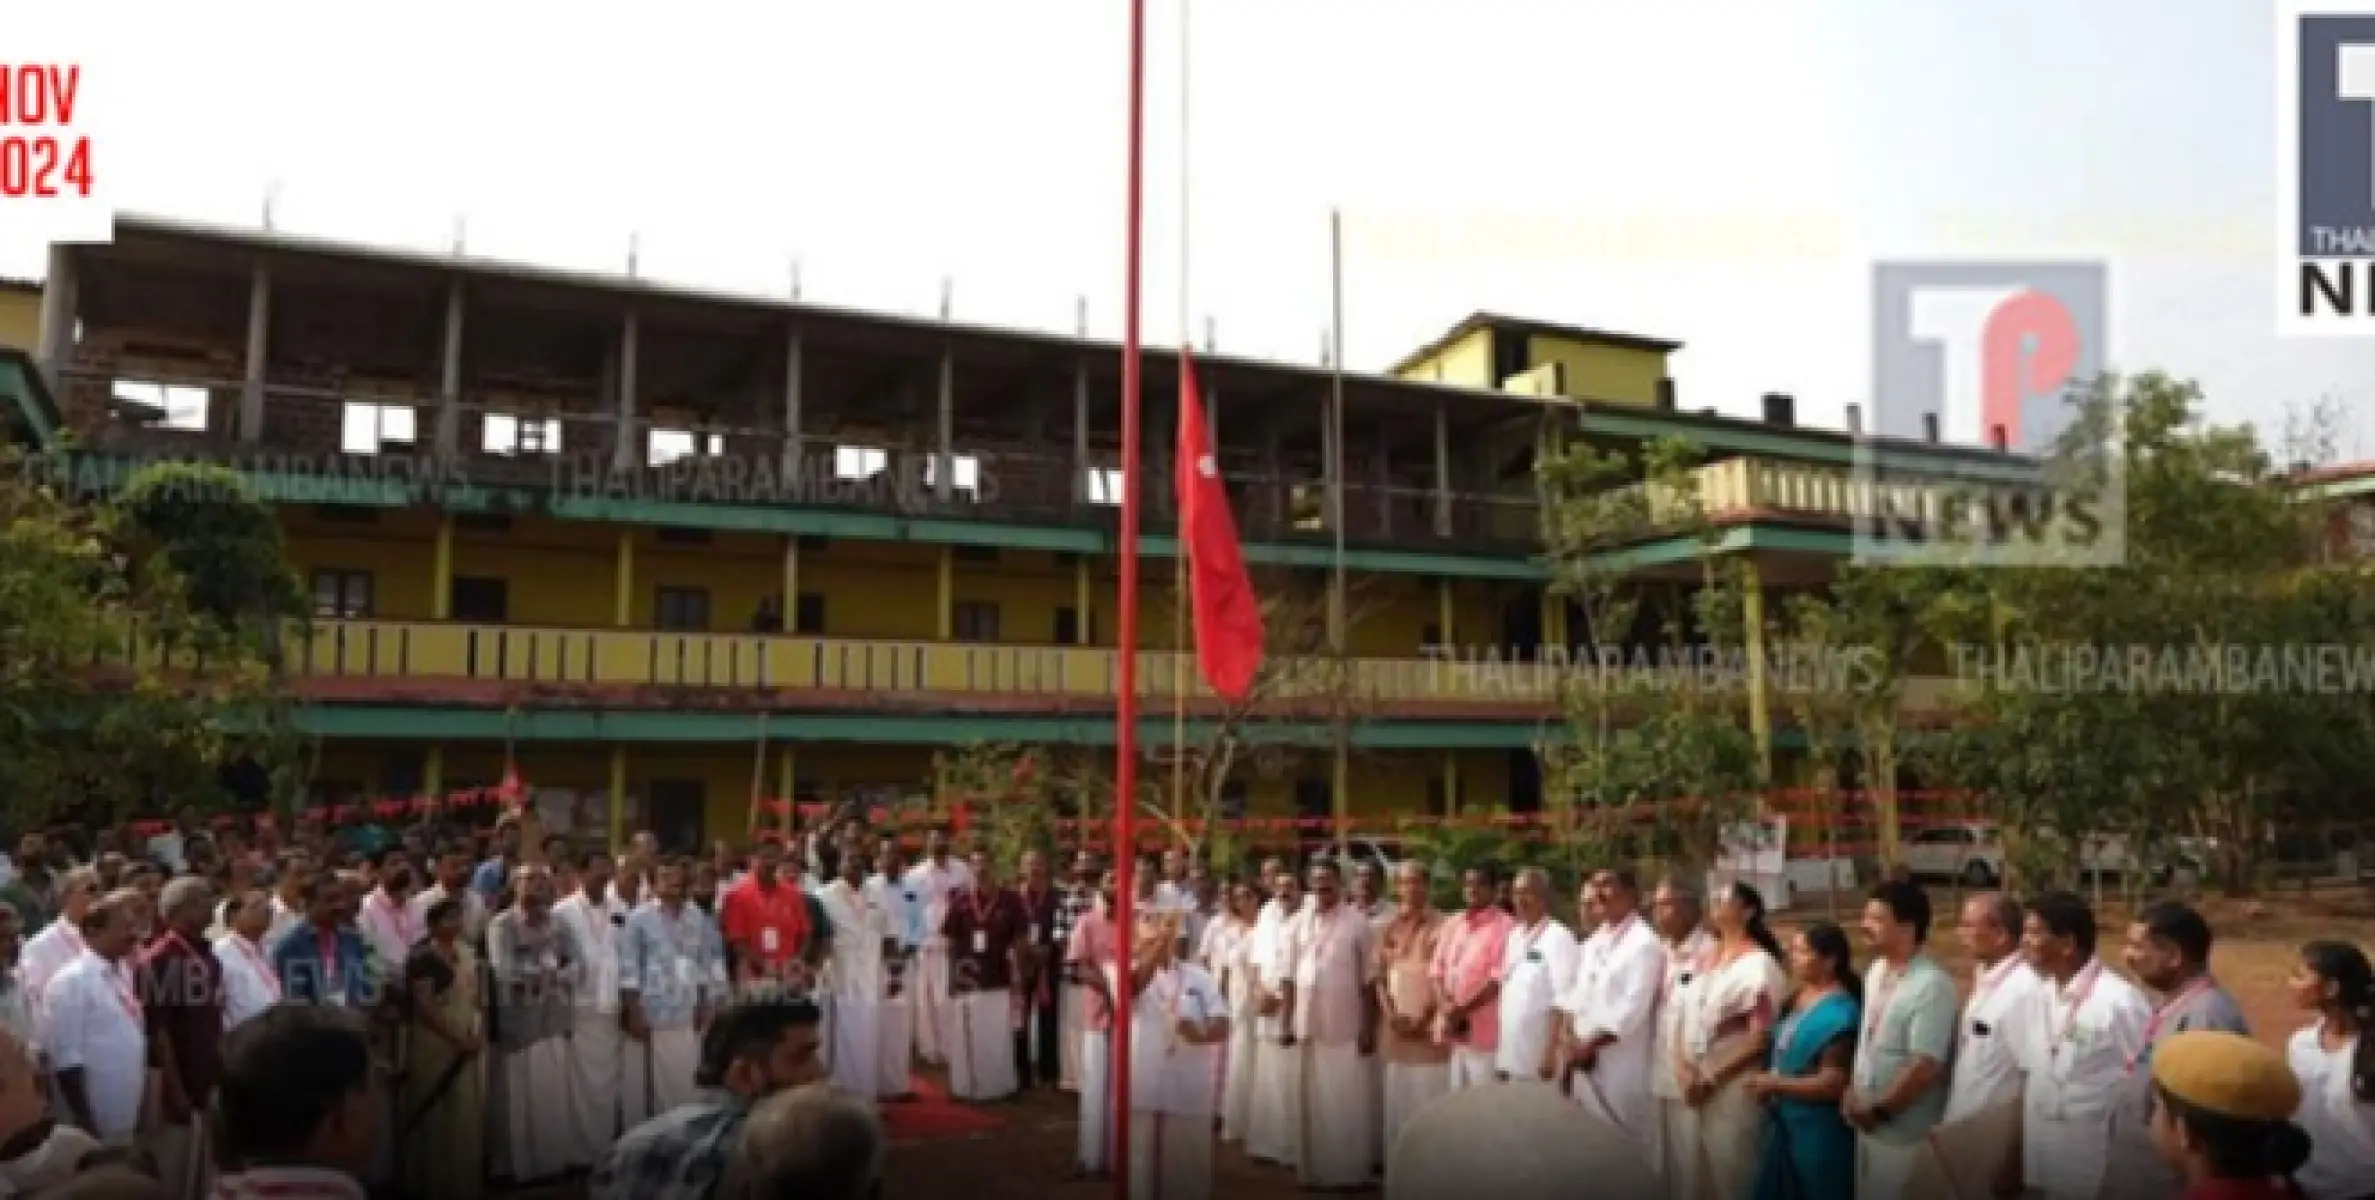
[1011,849,1064,1091]
[939,850,1025,1102]
[139,875,225,1195]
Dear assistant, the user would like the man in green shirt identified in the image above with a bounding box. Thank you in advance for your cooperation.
[1846,878,1958,1200]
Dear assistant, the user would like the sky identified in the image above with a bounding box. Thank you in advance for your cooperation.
[10,0,2371,458]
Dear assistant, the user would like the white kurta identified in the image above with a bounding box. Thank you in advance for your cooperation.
[1199,915,1259,1144]
[1945,955,2042,1122]
[2017,960,2150,1200]
[1671,947,1788,1200]
[212,933,281,1031]
[1556,913,1665,1138]
[1245,900,1304,1166]
[40,952,145,1143]
[1292,904,1376,1189]
[902,857,972,1065]
[1124,963,1226,1200]
[1651,930,1712,1182]
[1494,917,1580,1082]
[356,890,419,971]
[2289,1021,2375,1200]
[18,920,84,1043]
[553,891,623,1168]
[492,1038,574,1182]
[818,879,892,1099]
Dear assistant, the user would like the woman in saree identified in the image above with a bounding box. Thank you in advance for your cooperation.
[1746,922,1862,1200]
[401,896,487,1199]
[1671,881,1790,1200]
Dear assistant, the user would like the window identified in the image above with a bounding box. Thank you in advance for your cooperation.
[648,429,725,467]
[448,576,508,622]
[793,592,827,635]
[483,413,562,456]
[952,601,1000,642]
[1053,606,1080,644]
[1294,778,1332,820]
[924,453,982,495]
[110,379,210,432]
[310,569,374,619]
[655,587,711,632]
[340,403,417,455]
[1083,467,1124,506]
[834,445,887,481]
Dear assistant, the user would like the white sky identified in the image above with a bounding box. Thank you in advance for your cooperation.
[11,0,2373,457]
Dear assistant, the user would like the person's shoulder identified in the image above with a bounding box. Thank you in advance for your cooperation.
[2285,1021,2324,1055]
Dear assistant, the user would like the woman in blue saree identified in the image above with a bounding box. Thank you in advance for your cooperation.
[1744,921,1862,1200]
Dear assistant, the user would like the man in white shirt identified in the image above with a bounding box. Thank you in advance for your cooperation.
[900,830,972,1067]
[19,868,98,1042]
[1931,892,2042,1196]
[817,846,895,1100]
[1245,859,1302,1168]
[1120,908,1228,1200]
[552,851,626,1169]
[2014,890,2151,1200]
[1648,877,1711,1181]
[410,845,490,949]
[41,891,145,1145]
[1553,867,1665,1138]
[265,850,312,951]
[355,865,421,974]
[863,841,922,1101]
[1286,860,1376,1190]
[1497,868,1579,1083]
[214,890,282,1032]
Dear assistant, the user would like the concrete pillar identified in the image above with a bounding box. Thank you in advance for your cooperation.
[781,536,800,625]
[1073,555,1093,646]
[430,514,456,619]
[936,351,955,504]
[608,746,629,855]
[239,266,271,443]
[34,243,76,382]
[1432,403,1453,536]
[612,313,640,472]
[1441,751,1459,815]
[1374,426,1393,535]
[782,329,804,474]
[1436,578,1455,648]
[1072,362,1090,504]
[613,531,636,627]
[936,546,955,640]
[1742,558,1773,785]
[436,279,465,457]
[424,746,445,804]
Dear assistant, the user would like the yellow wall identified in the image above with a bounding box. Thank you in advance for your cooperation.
[0,286,40,353]
[1395,327,1497,388]
[1527,336,1667,406]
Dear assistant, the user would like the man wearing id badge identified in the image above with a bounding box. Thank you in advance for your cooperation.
[620,858,724,1118]
[939,850,1025,1102]
[2015,890,2150,1200]
[266,875,368,1010]
[720,840,824,993]
[2101,901,2248,1200]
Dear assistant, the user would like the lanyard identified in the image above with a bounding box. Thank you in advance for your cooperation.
[2128,977,2213,1074]
[1972,953,2024,1009]
[108,962,141,1024]
[1864,957,1910,1044]
[2045,959,2103,1065]
[373,894,417,946]
[966,887,994,928]
[235,936,280,997]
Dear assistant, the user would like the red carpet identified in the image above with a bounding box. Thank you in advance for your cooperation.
[882,1075,1007,1141]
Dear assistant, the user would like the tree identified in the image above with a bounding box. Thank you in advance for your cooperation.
[0,452,296,830]
[1535,431,1764,880]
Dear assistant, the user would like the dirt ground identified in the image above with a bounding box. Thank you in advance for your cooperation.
[881,891,2375,1198]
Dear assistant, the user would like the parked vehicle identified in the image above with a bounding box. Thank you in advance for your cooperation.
[1900,821,2206,888]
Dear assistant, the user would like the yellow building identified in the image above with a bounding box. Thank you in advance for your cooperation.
[0,216,2046,851]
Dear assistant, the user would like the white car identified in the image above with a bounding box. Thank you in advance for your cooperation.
[1901,822,2204,887]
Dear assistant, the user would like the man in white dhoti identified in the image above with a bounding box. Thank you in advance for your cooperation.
[817,845,894,1100]
[1938,892,2041,1195]
[1067,870,1119,1179]
[2013,890,2151,1200]
[1245,860,1305,1168]
[1845,879,1958,1200]
[621,859,725,1118]
[1202,879,1259,1146]
[1349,859,1396,1172]
[1374,861,1447,1159]
[1119,909,1226,1200]
[1496,868,1578,1084]
[486,865,582,1185]
[1648,876,1711,1180]
[900,831,972,1066]
[938,851,1022,1102]
[1288,859,1377,1189]
[1052,850,1101,1095]
[862,840,922,1102]
[1552,867,1665,1139]
[554,850,626,1167]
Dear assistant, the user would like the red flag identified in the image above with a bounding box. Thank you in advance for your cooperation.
[1175,352,1264,700]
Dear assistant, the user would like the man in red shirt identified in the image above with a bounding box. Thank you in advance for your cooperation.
[720,839,828,991]
[940,850,1025,1102]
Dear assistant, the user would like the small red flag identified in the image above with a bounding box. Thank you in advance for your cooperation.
[1175,352,1265,700]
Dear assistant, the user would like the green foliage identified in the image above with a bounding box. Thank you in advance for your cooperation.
[0,450,305,830]
[103,462,305,631]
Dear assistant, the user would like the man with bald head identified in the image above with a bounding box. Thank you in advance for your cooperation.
[41,891,145,1144]
[137,875,224,1193]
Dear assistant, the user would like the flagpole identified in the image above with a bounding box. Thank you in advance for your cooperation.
[1169,0,1193,842]
[1112,0,1149,1189]
[1328,208,1350,858]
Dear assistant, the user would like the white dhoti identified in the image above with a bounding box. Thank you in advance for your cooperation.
[879,992,914,1096]
[1246,1036,1302,1166]
[1079,1031,1112,1172]
[913,945,953,1064]
[946,989,1018,1101]
[1912,1097,2021,1200]
[148,1104,214,1200]
[1446,1047,1497,1090]
[1858,1134,1922,1200]
[1364,1052,1387,1167]
[1653,1096,1691,1184]
[1296,1041,1375,1188]
[1668,1083,1762,1200]
[1060,985,1087,1091]
[562,1011,622,1167]
[828,989,884,1099]
[1219,1013,1259,1142]
[2024,1110,2114,1200]
[1382,1061,1450,1155]
[1129,1111,1214,1200]
[644,1026,702,1116]
[492,1038,574,1183]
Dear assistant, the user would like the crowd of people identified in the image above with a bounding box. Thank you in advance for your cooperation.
[0,802,2370,1200]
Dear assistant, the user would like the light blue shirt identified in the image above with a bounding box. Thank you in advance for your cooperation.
[1852,952,1960,1143]
[621,900,726,1030]
[865,873,926,949]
